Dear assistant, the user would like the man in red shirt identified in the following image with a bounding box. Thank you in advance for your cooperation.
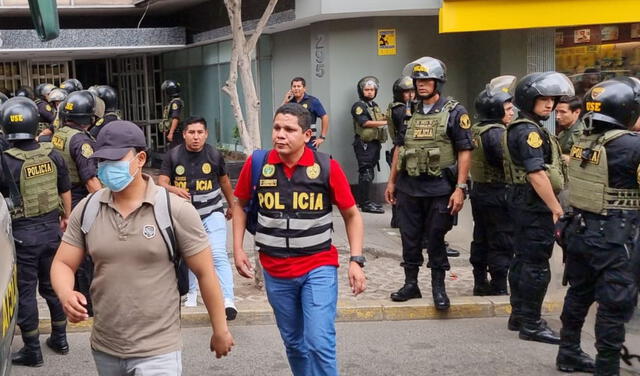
[232,103,366,376]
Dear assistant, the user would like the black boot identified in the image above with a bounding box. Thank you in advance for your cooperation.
[431,269,450,310]
[444,241,460,257]
[508,315,521,331]
[557,347,595,373]
[361,201,385,214]
[473,269,492,296]
[391,267,422,302]
[489,271,509,296]
[595,352,620,376]
[46,321,69,355]
[12,331,43,367]
[519,320,561,344]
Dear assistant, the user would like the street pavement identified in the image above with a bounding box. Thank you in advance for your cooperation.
[10,317,640,376]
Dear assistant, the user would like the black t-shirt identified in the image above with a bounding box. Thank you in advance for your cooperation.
[394,96,473,197]
[160,144,227,187]
[66,126,97,206]
[0,140,71,226]
[351,100,379,127]
[506,117,551,173]
[390,103,407,145]
[600,131,640,189]
[36,100,56,124]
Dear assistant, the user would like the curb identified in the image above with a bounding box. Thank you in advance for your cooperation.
[36,296,564,334]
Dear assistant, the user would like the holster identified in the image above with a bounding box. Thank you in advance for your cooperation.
[554,212,575,286]
[442,164,458,186]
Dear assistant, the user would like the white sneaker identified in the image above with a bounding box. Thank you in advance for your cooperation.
[224,298,237,320]
[184,291,198,307]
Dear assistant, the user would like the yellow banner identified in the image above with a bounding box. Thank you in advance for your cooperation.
[440,0,640,33]
[377,29,396,56]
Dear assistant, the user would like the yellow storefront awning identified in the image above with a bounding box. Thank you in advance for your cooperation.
[439,0,640,33]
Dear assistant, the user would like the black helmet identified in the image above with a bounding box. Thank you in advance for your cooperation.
[0,97,39,140]
[59,90,95,126]
[95,85,118,112]
[403,57,447,83]
[60,78,83,93]
[392,76,414,102]
[47,88,68,104]
[0,92,8,106]
[35,83,56,100]
[15,86,35,100]
[161,80,181,97]
[475,75,517,122]
[583,76,640,130]
[514,71,574,116]
[357,76,379,100]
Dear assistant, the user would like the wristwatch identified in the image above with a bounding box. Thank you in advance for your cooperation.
[349,255,366,267]
[455,183,469,196]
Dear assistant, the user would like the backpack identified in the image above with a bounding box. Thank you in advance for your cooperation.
[244,149,269,235]
[80,187,190,296]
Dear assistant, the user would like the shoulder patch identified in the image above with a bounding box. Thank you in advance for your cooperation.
[302,103,308,109]
[95,118,104,127]
[81,143,94,158]
[171,102,179,110]
[526,131,543,148]
[459,114,471,129]
[45,104,52,112]
[355,106,364,115]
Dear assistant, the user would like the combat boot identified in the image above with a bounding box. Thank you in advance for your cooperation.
[472,269,492,296]
[556,347,595,373]
[431,269,450,310]
[12,331,43,367]
[595,352,620,376]
[390,267,421,302]
[46,321,69,355]
[489,273,509,296]
[361,201,384,214]
[444,241,460,257]
[519,320,560,344]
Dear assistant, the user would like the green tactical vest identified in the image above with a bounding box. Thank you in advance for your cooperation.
[568,129,640,215]
[51,126,86,185]
[4,144,59,219]
[470,122,506,184]
[354,103,388,143]
[160,98,181,132]
[502,118,566,193]
[386,102,405,143]
[396,100,458,177]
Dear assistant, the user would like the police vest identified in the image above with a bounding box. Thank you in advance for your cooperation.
[470,122,506,184]
[568,129,640,215]
[51,126,91,185]
[254,151,333,258]
[354,102,388,143]
[396,100,458,177]
[161,98,182,132]
[502,118,566,193]
[169,144,224,219]
[4,144,58,219]
[386,101,409,143]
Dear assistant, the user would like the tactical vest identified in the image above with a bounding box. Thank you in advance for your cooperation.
[254,151,333,258]
[4,144,59,218]
[386,101,407,143]
[568,129,640,215]
[470,122,506,184]
[51,126,88,185]
[160,98,182,132]
[354,102,388,143]
[502,118,566,193]
[170,145,224,219]
[396,100,458,177]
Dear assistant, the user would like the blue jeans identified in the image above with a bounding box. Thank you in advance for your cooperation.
[188,211,235,301]
[264,265,338,376]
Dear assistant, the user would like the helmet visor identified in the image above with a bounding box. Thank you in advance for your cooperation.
[486,75,517,97]
[532,72,575,97]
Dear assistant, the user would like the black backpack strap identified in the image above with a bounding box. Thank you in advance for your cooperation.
[153,187,177,262]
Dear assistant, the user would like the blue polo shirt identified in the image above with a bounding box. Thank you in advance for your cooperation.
[288,93,327,129]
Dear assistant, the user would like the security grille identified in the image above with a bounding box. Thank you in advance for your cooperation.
[0,61,70,95]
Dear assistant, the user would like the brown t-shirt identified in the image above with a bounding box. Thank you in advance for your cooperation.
[62,175,209,358]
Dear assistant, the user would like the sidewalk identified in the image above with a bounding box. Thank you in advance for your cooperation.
[37,203,567,332]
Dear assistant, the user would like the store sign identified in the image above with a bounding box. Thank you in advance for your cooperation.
[377,29,396,56]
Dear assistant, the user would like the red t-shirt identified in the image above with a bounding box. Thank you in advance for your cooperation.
[234,147,356,278]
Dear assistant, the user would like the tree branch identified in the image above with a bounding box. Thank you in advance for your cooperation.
[245,0,278,53]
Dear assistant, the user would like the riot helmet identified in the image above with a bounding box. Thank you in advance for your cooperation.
[35,83,56,100]
[0,97,39,140]
[15,86,35,100]
[514,71,574,118]
[60,78,83,93]
[474,75,517,122]
[90,92,106,119]
[95,85,118,112]
[583,76,640,130]
[392,76,415,103]
[357,76,379,100]
[47,88,68,105]
[402,57,447,99]
[0,92,7,106]
[59,90,95,126]
[161,80,181,98]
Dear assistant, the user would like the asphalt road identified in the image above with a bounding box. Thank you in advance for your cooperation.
[12,316,632,376]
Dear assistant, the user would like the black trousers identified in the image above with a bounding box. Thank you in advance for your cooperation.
[353,138,381,204]
[14,221,66,333]
[470,187,514,279]
[396,191,453,271]
[560,213,638,359]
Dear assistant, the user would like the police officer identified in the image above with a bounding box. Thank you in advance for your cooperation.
[37,88,68,141]
[161,79,184,149]
[556,77,640,375]
[60,78,83,94]
[89,85,121,138]
[385,57,473,309]
[386,76,414,227]
[352,76,387,214]
[469,76,516,296]
[15,85,35,100]
[0,97,72,367]
[503,71,574,343]
[0,92,8,152]
[34,83,56,134]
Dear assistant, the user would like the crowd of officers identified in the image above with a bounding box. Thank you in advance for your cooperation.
[1,54,640,376]
[0,78,183,368]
